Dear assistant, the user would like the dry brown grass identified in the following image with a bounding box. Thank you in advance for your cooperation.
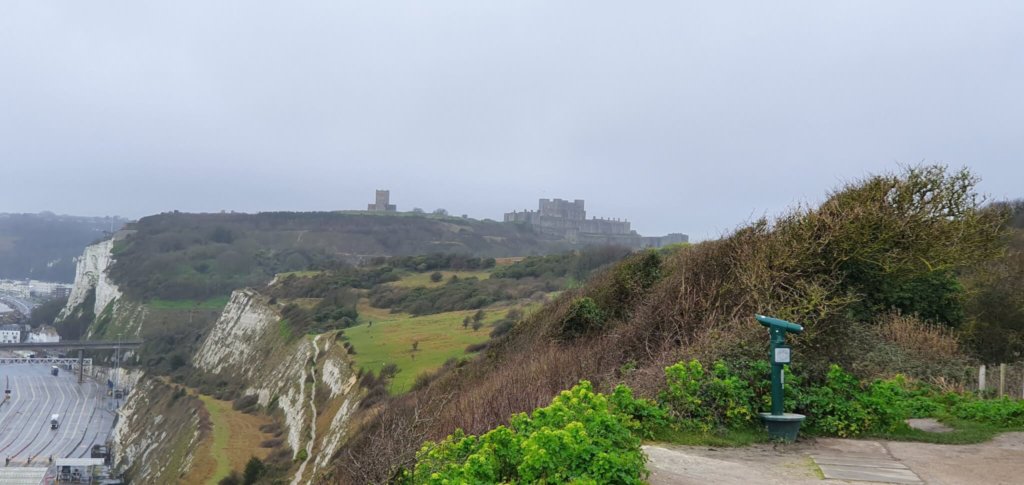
[876,312,962,359]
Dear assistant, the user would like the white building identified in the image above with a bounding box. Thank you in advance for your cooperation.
[0,325,21,344]
[27,325,60,343]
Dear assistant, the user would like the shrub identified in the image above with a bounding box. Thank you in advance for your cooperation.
[218,471,242,485]
[608,385,669,439]
[409,381,647,484]
[489,319,515,338]
[559,297,604,339]
[795,365,912,437]
[950,397,1024,427]
[243,457,266,485]
[659,360,755,431]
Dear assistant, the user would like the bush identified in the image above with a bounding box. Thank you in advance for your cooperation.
[218,471,242,485]
[559,297,605,339]
[608,385,669,439]
[408,381,647,484]
[659,360,755,431]
[949,396,1024,427]
[795,365,913,437]
[243,456,266,485]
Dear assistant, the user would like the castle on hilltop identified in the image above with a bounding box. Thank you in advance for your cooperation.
[367,190,397,212]
[504,198,687,249]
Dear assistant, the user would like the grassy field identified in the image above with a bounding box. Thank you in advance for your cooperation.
[344,299,508,393]
[147,296,231,311]
[388,270,494,288]
[195,394,272,484]
[199,395,232,484]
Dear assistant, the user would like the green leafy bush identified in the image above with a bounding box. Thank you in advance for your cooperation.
[795,365,914,437]
[950,397,1024,427]
[659,360,756,431]
[559,297,605,339]
[608,385,669,439]
[409,381,647,484]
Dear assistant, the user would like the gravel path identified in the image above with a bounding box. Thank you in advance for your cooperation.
[646,432,1024,485]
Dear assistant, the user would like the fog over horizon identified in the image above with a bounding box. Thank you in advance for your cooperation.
[2,1,1022,241]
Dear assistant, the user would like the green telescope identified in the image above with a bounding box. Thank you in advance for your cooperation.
[756,314,804,335]
[755,314,806,442]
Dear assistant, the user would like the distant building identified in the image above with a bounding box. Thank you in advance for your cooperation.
[504,198,688,249]
[27,325,60,343]
[367,190,397,212]
[0,324,21,344]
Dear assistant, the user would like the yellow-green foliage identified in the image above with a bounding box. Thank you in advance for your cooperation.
[408,381,647,484]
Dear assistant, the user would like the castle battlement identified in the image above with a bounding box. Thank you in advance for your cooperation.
[503,198,687,248]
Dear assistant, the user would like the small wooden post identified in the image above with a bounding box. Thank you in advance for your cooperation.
[979,364,986,393]
[999,363,1007,397]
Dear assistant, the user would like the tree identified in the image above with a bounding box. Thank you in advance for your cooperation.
[430,271,443,283]
[462,316,470,329]
[243,457,265,485]
[473,309,486,323]
[472,320,483,332]
[433,208,449,216]
[218,471,242,485]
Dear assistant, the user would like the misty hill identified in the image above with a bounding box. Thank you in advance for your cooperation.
[107,211,577,301]
[0,212,126,282]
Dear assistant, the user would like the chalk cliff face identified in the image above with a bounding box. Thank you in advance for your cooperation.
[58,238,122,320]
[60,241,362,483]
[194,289,360,484]
[111,371,206,484]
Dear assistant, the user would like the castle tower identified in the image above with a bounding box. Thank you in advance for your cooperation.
[367,190,397,212]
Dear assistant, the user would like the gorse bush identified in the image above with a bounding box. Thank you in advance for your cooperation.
[408,381,647,484]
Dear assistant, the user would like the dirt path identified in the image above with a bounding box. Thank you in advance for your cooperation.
[645,432,1024,485]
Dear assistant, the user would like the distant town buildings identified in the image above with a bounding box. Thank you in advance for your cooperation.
[505,198,688,249]
[0,279,73,300]
[0,324,21,343]
[367,190,397,212]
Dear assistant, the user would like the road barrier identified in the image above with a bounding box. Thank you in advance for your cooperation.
[0,357,93,375]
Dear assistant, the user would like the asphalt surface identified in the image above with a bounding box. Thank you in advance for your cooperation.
[0,364,115,466]
[0,295,33,317]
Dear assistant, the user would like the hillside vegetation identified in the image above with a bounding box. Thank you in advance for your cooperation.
[107,211,572,301]
[331,166,1021,483]
[0,212,126,281]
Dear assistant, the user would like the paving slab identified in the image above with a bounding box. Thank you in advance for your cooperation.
[818,463,923,484]
[811,455,909,469]
[809,438,924,484]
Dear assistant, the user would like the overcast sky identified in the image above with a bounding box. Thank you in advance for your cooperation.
[1,2,1022,240]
